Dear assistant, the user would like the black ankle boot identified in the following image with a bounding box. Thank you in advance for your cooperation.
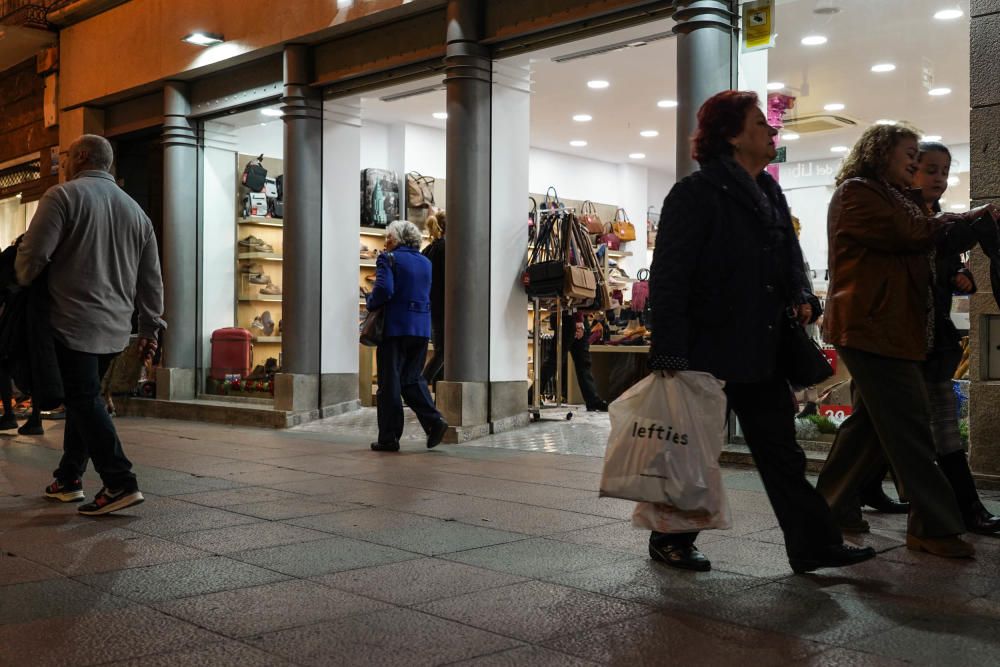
[938,451,1000,535]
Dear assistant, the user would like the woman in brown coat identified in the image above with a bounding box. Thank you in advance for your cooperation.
[816,123,999,558]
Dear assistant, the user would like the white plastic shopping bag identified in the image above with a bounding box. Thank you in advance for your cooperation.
[599,371,732,533]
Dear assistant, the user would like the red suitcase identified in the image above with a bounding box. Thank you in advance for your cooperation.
[210,327,253,380]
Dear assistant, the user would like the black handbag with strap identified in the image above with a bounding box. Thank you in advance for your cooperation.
[359,253,395,347]
[779,309,833,389]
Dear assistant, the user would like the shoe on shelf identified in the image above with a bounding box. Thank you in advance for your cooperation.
[260,311,275,336]
[251,316,265,331]
[255,242,275,254]
[277,319,282,335]
[18,420,44,436]
[248,272,271,285]
[789,544,876,574]
[905,534,975,558]
[371,441,400,452]
[427,419,449,449]
[240,261,264,274]
[0,413,17,430]
[44,478,84,502]
[964,502,1000,535]
[861,490,910,514]
[239,235,265,248]
[260,283,282,296]
[586,400,609,413]
[78,487,144,516]
[649,542,712,572]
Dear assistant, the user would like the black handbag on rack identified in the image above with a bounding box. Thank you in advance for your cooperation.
[523,201,567,297]
[779,309,833,389]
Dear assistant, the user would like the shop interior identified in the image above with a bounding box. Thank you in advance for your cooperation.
[196,0,972,418]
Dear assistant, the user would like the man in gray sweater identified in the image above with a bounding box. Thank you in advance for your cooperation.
[16,134,165,516]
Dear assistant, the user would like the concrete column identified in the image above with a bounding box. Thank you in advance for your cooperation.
[437,0,493,439]
[158,82,198,399]
[277,44,324,411]
[672,0,739,178]
[967,0,1000,482]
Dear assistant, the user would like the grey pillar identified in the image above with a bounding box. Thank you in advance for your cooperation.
[968,0,1000,481]
[438,0,492,437]
[159,81,198,398]
[672,0,739,178]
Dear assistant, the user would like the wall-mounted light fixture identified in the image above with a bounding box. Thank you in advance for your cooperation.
[182,32,225,46]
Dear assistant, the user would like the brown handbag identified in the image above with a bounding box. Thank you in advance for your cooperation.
[612,208,636,242]
[564,265,597,300]
[406,171,435,209]
[580,201,605,235]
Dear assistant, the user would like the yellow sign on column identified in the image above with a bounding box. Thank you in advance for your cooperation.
[743,0,775,52]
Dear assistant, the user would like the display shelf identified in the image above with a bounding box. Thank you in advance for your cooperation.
[607,250,632,259]
[359,259,378,268]
[238,252,283,261]
[360,226,388,237]
[239,294,283,302]
[239,217,283,228]
[253,336,282,343]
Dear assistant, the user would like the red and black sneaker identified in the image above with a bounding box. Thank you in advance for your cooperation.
[43,479,85,502]
[78,487,144,516]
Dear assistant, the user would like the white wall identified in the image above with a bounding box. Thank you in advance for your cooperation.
[201,135,238,374]
[234,120,283,159]
[528,148,621,204]
[646,167,675,212]
[361,122,390,170]
[404,123,447,178]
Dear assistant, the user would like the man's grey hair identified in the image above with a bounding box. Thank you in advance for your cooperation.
[386,220,422,249]
[71,134,114,171]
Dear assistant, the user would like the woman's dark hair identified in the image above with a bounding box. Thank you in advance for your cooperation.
[918,141,951,162]
[691,90,760,163]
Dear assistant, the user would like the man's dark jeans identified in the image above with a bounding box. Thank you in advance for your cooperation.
[53,342,136,492]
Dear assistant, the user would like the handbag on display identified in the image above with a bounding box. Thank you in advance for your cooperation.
[406,171,436,209]
[647,206,658,249]
[600,224,622,251]
[632,268,650,312]
[361,168,401,228]
[612,208,637,242]
[242,155,267,192]
[563,226,597,300]
[528,197,538,243]
[580,201,605,235]
[779,309,834,389]
[539,186,564,215]
[523,196,568,297]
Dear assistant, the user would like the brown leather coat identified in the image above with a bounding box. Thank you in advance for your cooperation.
[823,178,940,361]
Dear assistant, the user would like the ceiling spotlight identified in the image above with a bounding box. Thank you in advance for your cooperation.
[587,80,610,89]
[875,119,897,125]
[182,32,224,46]
[260,108,283,117]
[629,153,646,160]
[781,133,800,141]
[657,99,678,108]
[824,103,845,111]
[801,35,828,46]
[432,112,448,120]
[871,63,896,73]
[947,176,960,186]
[570,140,588,147]
[923,134,943,141]
[831,146,849,154]
[767,82,785,91]
[934,9,964,20]
[928,87,952,96]
[573,114,593,122]
[640,130,660,138]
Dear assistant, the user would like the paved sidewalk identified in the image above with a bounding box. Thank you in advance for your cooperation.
[2,415,999,666]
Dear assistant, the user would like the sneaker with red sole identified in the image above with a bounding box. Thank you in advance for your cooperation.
[78,487,144,516]
[44,479,85,502]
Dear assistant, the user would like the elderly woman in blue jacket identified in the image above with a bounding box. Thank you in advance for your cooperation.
[367,220,449,451]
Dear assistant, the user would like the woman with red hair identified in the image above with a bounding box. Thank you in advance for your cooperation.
[646,90,875,574]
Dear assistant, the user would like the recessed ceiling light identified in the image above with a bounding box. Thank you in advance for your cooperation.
[182,32,224,46]
[573,114,593,122]
[640,130,659,138]
[570,140,588,147]
[923,134,943,141]
[781,133,800,141]
[801,35,828,46]
[934,9,964,20]
[432,112,448,120]
[629,153,646,160]
[260,108,283,117]
[875,119,897,125]
[947,176,960,186]
[928,87,952,96]
[657,99,678,108]
[831,146,849,153]
[951,203,968,210]
[587,80,610,89]
[871,63,896,73]
[824,103,845,111]
[767,82,785,91]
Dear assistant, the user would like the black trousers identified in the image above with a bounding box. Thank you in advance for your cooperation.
[816,347,965,538]
[540,322,602,407]
[422,320,445,387]
[53,342,136,491]
[654,376,842,558]
[377,336,443,445]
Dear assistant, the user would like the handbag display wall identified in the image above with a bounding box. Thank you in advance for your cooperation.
[361,168,401,228]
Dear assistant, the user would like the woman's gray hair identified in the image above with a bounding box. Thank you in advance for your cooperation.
[386,220,422,249]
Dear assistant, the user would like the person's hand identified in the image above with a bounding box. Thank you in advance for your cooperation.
[796,303,813,325]
[967,203,1000,222]
[953,273,975,293]
[574,323,585,340]
[138,337,158,362]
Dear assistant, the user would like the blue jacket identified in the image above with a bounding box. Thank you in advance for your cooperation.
[366,246,432,339]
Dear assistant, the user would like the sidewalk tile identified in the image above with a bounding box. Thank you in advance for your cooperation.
[397,494,619,535]
[450,646,601,666]
[171,486,305,508]
[0,577,132,624]
[230,535,419,577]
[441,537,638,579]
[99,639,298,667]
[170,521,333,554]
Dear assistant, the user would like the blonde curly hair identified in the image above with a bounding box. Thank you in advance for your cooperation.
[835,122,921,186]
[426,210,446,240]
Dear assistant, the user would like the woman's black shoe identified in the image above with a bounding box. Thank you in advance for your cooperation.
[370,441,400,452]
[966,502,1000,535]
[426,419,449,449]
[649,543,711,572]
[861,490,910,514]
[586,400,609,413]
[789,544,876,574]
